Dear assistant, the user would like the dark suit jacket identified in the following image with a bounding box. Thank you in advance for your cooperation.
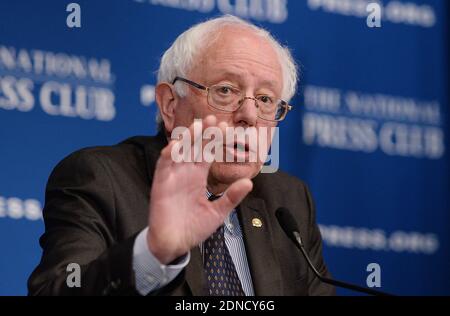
[28,132,335,296]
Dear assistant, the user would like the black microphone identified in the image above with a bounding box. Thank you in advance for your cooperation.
[275,207,394,296]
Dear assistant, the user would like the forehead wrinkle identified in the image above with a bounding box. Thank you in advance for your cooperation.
[193,27,283,92]
[204,54,281,87]
[208,69,280,91]
[216,54,279,74]
[211,40,280,66]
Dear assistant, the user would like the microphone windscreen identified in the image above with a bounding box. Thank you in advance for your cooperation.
[275,207,300,239]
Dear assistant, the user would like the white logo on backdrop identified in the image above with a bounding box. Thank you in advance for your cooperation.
[319,224,440,255]
[302,85,445,160]
[0,46,116,121]
[134,0,289,23]
[140,84,155,107]
[308,0,436,28]
[0,195,42,221]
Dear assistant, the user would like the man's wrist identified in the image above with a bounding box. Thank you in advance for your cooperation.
[146,228,178,265]
[134,227,190,295]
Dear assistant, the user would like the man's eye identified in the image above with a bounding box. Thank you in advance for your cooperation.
[258,95,273,104]
[218,86,232,94]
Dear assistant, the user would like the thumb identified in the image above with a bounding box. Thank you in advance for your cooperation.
[214,178,253,217]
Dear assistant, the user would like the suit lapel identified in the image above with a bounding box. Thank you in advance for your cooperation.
[238,194,283,295]
[184,246,207,295]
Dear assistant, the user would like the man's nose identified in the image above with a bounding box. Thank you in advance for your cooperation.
[232,96,258,127]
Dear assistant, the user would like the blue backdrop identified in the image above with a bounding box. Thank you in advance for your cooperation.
[0,0,448,295]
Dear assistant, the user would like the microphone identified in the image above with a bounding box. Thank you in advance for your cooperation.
[275,207,394,296]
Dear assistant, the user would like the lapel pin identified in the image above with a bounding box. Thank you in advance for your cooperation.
[252,218,263,228]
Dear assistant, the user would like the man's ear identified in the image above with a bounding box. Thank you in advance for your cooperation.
[155,82,178,133]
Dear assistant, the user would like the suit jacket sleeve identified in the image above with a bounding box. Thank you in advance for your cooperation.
[28,150,169,295]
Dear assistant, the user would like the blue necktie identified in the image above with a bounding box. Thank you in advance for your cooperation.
[204,195,245,296]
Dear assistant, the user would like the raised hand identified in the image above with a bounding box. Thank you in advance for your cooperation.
[146,115,253,264]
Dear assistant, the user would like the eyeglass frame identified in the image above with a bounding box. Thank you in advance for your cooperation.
[171,76,293,122]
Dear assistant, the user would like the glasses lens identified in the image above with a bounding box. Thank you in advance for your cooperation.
[208,84,289,122]
[257,99,287,121]
[274,101,287,121]
[208,85,241,111]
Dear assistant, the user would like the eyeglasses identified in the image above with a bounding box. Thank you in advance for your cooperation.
[172,76,292,122]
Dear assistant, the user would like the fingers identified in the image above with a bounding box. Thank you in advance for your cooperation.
[160,139,177,159]
[214,178,253,218]
[190,115,217,146]
[198,116,226,166]
[193,115,218,161]
[188,115,220,164]
[203,115,218,130]
[158,115,221,173]
[157,139,178,170]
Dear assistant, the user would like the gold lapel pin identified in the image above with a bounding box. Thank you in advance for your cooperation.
[252,218,263,228]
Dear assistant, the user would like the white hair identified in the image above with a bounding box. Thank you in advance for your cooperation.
[156,14,298,129]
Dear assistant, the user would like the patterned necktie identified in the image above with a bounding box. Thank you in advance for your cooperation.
[203,194,245,296]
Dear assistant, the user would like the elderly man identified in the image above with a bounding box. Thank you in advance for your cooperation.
[28,15,334,296]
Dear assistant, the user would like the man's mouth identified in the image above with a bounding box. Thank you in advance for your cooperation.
[234,142,249,152]
[221,141,256,163]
